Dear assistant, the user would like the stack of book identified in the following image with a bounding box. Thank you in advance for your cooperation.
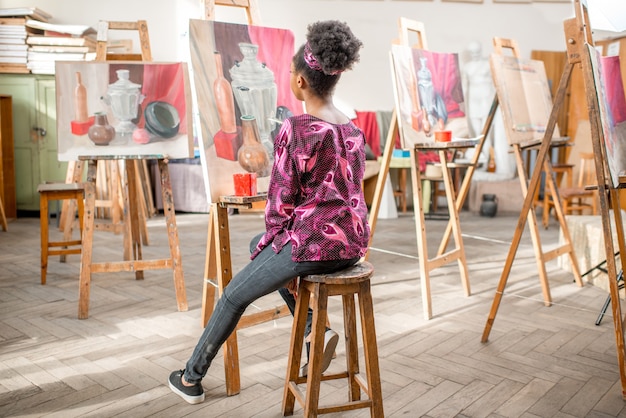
[25,20,97,74]
[0,8,51,73]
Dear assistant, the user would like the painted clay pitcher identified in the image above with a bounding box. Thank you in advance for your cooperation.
[238,115,270,177]
[88,112,116,146]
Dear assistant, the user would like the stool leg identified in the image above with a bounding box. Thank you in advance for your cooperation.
[304,282,328,417]
[342,292,361,401]
[40,193,49,285]
[77,192,85,239]
[358,281,384,417]
[282,284,311,416]
[59,198,76,263]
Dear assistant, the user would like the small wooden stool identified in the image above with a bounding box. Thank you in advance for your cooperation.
[282,261,384,417]
[38,183,85,285]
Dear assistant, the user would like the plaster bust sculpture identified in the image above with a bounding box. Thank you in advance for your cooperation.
[462,41,494,138]
[462,41,515,177]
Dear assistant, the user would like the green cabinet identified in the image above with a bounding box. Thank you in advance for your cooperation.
[0,74,67,211]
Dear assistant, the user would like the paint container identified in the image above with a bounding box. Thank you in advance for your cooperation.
[434,130,452,142]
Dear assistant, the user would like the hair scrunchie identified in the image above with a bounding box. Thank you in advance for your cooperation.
[304,42,342,75]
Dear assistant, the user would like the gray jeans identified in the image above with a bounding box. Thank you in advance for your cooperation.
[184,234,358,383]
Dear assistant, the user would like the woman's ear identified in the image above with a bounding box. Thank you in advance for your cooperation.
[297,74,306,89]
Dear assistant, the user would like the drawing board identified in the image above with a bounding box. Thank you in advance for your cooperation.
[587,45,626,187]
[489,54,559,145]
[189,19,302,202]
[390,44,468,149]
[55,61,193,161]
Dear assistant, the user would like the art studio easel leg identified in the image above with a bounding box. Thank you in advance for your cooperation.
[203,202,240,396]
[77,158,187,320]
[410,147,470,320]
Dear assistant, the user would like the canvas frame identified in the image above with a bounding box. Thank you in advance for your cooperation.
[390,44,468,149]
[587,44,626,188]
[489,54,559,145]
[189,19,301,202]
[55,61,193,161]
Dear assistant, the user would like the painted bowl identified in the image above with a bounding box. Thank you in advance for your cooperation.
[144,101,180,138]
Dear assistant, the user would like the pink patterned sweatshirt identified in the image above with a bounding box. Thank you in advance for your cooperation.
[251,114,370,262]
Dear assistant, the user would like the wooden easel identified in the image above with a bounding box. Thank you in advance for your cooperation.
[76,21,187,319]
[200,0,290,397]
[572,0,626,397]
[367,18,493,258]
[498,37,582,301]
[481,33,585,341]
[369,18,489,320]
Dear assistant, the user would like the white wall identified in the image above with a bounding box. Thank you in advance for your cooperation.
[1,0,587,110]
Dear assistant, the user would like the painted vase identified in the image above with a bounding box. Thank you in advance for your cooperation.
[101,69,144,135]
[238,115,270,177]
[214,51,237,134]
[74,71,89,122]
[230,42,277,153]
[88,112,116,146]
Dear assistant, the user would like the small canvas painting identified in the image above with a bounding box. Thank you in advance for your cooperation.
[489,54,559,145]
[390,44,468,149]
[587,45,626,188]
[189,19,302,202]
[55,61,193,161]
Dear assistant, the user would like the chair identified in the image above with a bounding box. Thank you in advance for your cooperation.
[282,261,383,417]
[542,152,598,227]
[38,183,85,285]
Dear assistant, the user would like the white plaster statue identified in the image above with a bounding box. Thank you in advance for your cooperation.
[463,41,494,140]
[462,41,515,178]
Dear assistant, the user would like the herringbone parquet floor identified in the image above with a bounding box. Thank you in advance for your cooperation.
[1,209,626,417]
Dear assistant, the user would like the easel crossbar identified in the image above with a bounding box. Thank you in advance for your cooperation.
[89,259,174,273]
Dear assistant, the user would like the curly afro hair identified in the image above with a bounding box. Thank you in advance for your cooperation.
[293,20,363,98]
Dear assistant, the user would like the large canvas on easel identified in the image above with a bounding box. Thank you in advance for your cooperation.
[189,19,302,202]
[55,61,193,161]
[390,44,468,149]
[587,45,626,187]
[490,55,559,144]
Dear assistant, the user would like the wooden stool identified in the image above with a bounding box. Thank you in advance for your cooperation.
[282,261,384,417]
[38,183,85,285]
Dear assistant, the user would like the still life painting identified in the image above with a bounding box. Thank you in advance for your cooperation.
[587,45,626,188]
[55,61,193,161]
[390,44,468,149]
[189,19,302,202]
[489,54,559,145]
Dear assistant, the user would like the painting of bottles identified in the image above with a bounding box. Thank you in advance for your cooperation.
[55,61,193,160]
[189,19,302,202]
[390,44,468,148]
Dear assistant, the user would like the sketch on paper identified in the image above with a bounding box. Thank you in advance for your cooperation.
[489,54,559,145]
[189,19,302,202]
[587,45,626,187]
[390,44,468,149]
[55,61,193,161]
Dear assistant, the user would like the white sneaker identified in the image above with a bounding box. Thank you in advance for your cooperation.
[300,329,339,377]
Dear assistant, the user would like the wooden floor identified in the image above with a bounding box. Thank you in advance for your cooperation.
[1,209,626,417]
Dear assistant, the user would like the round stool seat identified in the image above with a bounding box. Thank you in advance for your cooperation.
[302,261,374,285]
